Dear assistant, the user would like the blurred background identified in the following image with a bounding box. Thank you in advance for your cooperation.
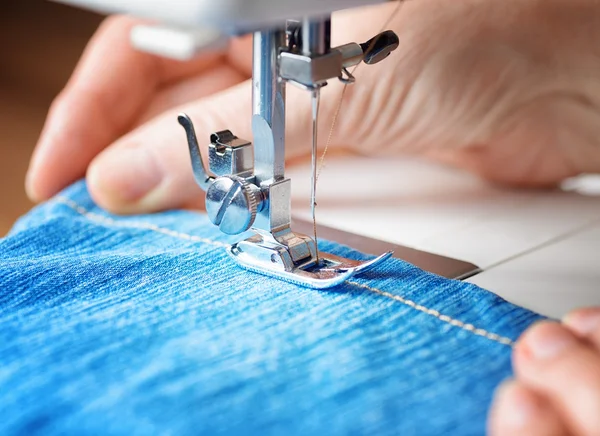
[0,0,103,235]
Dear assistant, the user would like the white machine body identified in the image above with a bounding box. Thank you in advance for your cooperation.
[55,0,389,33]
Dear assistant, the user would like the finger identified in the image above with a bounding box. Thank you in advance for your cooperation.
[564,307,600,349]
[86,76,252,213]
[26,15,227,202]
[513,321,600,435]
[226,34,253,77]
[135,63,247,126]
[86,70,324,214]
[488,379,568,436]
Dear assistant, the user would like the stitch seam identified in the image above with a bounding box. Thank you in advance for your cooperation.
[347,281,514,346]
[53,195,515,347]
[54,196,228,248]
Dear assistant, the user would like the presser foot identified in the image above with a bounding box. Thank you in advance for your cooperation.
[228,233,392,289]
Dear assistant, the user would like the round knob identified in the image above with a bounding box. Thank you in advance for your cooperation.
[205,176,262,235]
[360,30,399,65]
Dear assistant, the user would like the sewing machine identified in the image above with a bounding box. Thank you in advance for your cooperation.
[52,0,480,289]
[51,0,600,314]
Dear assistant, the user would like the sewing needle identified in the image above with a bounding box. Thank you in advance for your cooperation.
[311,87,320,262]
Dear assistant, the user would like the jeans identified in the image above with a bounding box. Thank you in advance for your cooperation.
[0,181,543,435]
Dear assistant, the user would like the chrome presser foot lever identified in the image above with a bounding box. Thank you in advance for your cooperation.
[178,24,399,289]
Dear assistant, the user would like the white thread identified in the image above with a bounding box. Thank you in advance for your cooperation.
[316,0,406,183]
[347,281,515,347]
[52,195,515,347]
[54,196,228,248]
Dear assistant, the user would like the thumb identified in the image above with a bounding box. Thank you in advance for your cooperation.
[87,79,252,213]
[87,78,334,214]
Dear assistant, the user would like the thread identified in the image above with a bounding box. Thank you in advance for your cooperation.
[316,0,406,182]
[310,88,321,261]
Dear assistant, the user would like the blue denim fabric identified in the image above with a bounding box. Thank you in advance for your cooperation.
[0,181,543,436]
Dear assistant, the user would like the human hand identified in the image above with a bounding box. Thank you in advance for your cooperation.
[489,310,600,435]
[26,0,600,214]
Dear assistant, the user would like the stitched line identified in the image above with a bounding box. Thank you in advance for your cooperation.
[347,281,514,346]
[53,195,514,347]
[54,196,228,248]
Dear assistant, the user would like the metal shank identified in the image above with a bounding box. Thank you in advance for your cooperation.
[252,30,286,188]
[252,30,292,235]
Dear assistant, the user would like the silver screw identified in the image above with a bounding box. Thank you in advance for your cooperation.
[205,176,261,235]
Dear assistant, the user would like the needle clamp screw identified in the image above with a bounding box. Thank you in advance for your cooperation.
[205,176,262,235]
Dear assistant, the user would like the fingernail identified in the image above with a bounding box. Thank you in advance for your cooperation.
[89,146,164,204]
[25,167,39,202]
[494,380,539,429]
[25,132,52,202]
[523,322,577,360]
[563,308,600,336]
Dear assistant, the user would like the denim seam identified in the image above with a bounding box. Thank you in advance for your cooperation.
[347,281,514,346]
[55,197,228,248]
[53,196,515,347]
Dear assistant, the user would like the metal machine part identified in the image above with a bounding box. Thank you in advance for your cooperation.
[178,19,400,287]
[280,25,398,89]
